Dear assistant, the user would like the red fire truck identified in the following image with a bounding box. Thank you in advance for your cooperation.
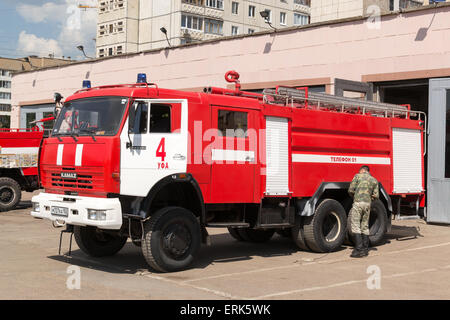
[0,128,43,211]
[31,71,425,272]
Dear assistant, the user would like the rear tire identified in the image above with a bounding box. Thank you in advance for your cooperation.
[141,207,201,272]
[237,228,275,242]
[0,177,21,212]
[228,227,245,241]
[74,226,127,257]
[348,199,388,246]
[303,199,347,253]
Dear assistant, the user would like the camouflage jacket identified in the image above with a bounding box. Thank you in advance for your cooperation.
[348,172,379,203]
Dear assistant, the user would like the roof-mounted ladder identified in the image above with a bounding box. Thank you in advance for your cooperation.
[263,86,418,119]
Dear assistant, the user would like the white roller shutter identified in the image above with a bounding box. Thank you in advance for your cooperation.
[392,128,423,194]
[265,117,290,195]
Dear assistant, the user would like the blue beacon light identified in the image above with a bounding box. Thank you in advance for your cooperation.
[82,80,91,88]
[137,73,147,83]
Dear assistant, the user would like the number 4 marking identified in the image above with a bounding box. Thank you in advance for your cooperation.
[156,138,166,162]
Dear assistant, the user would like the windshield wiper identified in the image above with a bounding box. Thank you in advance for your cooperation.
[78,128,97,142]
[53,132,78,142]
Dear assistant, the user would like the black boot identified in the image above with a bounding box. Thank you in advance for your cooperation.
[361,234,369,257]
[350,234,364,258]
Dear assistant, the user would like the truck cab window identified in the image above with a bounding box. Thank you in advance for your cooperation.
[133,102,148,134]
[218,110,247,137]
[150,104,171,133]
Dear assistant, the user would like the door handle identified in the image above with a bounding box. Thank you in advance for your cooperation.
[173,154,186,160]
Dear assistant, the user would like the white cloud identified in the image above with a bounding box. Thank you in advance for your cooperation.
[15,0,97,59]
[17,2,66,23]
[17,31,63,57]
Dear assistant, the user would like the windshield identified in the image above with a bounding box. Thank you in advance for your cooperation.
[52,96,128,136]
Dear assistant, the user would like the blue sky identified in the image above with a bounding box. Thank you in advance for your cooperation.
[0,0,97,60]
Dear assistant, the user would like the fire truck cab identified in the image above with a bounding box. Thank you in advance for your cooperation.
[31,72,426,272]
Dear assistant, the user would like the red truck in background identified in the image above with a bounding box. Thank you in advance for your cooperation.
[30,71,426,272]
[0,128,43,211]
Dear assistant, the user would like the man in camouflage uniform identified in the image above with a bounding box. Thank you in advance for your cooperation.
[348,165,379,258]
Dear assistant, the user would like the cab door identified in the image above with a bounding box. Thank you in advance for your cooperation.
[209,106,258,203]
[120,99,188,197]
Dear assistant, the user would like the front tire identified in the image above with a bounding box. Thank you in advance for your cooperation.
[74,226,127,257]
[303,199,347,253]
[0,177,21,212]
[141,207,201,273]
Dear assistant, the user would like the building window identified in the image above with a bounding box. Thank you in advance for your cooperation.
[99,1,107,12]
[99,25,106,36]
[0,92,11,100]
[231,26,239,36]
[0,115,10,129]
[108,48,113,56]
[294,0,310,5]
[206,0,223,9]
[0,81,11,89]
[25,113,36,129]
[280,12,287,25]
[0,104,11,112]
[204,18,223,34]
[218,110,248,138]
[248,5,255,17]
[116,46,123,54]
[99,49,105,58]
[265,9,272,23]
[1,70,11,77]
[248,28,255,34]
[182,0,204,5]
[181,14,203,31]
[109,24,114,33]
[117,21,123,32]
[294,13,309,25]
[231,2,239,14]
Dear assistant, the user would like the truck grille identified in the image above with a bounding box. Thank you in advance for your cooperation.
[43,166,104,192]
[51,173,93,189]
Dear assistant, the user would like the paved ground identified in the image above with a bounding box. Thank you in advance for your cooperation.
[1,191,450,300]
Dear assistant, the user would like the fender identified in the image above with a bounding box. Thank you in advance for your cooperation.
[141,173,205,222]
[298,182,392,217]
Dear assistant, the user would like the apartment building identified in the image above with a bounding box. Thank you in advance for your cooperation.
[310,0,423,23]
[96,0,435,57]
[96,0,311,57]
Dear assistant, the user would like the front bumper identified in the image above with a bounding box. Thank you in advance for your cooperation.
[31,192,122,230]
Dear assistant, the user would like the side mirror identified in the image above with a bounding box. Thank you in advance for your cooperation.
[128,102,137,134]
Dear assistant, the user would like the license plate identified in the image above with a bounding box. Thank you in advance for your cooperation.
[51,206,69,217]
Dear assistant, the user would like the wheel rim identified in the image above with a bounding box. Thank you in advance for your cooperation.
[0,186,15,206]
[323,211,341,242]
[162,222,192,260]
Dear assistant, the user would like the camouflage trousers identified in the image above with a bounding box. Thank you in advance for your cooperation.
[349,201,371,235]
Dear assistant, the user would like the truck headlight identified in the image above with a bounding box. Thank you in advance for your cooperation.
[87,209,106,221]
[32,202,40,212]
